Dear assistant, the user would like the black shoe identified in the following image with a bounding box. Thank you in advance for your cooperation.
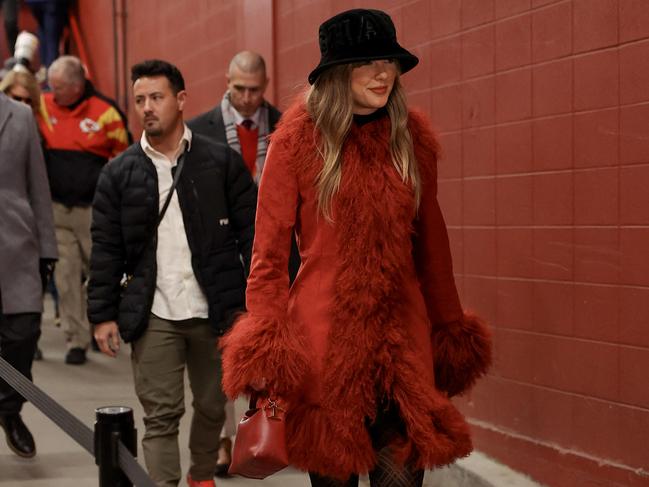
[0,414,36,458]
[33,348,43,361]
[215,437,232,477]
[65,347,87,365]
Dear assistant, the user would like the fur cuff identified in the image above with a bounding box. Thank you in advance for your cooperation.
[431,312,492,397]
[219,313,310,399]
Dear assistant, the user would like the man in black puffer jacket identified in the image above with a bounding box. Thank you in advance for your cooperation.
[87,60,256,487]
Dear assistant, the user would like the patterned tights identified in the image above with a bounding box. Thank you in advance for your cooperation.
[308,449,424,487]
[308,402,425,487]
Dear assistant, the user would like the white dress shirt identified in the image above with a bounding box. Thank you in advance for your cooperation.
[141,126,209,321]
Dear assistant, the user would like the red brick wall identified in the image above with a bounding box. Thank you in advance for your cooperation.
[72,1,649,486]
[75,1,118,102]
[418,1,648,485]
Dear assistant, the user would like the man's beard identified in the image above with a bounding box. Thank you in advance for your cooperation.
[144,125,162,137]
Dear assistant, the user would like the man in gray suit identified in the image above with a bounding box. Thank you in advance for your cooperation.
[0,92,57,458]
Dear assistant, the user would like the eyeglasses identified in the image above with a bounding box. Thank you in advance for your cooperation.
[11,95,32,104]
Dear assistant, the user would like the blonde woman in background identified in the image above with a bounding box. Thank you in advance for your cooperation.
[0,69,41,115]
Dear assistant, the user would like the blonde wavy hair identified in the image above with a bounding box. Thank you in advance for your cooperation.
[306,63,420,221]
[0,69,41,115]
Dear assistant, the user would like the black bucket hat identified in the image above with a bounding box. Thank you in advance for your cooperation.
[308,9,419,85]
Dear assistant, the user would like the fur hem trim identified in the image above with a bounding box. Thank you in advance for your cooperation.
[219,313,310,399]
[398,396,473,469]
[286,404,376,480]
[387,346,474,469]
[432,312,493,397]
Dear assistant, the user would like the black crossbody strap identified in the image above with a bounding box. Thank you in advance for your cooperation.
[124,152,186,282]
[145,152,186,251]
[154,153,185,234]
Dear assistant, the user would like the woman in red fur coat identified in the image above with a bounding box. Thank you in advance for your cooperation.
[221,8,492,487]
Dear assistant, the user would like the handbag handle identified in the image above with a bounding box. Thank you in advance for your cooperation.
[248,392,259,410]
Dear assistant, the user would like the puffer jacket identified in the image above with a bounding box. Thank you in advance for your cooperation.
[87,134,256,342]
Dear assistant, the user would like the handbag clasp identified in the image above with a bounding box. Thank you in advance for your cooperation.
[264,399,285,419]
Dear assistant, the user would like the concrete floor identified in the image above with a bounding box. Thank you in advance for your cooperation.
[0,297,542,487]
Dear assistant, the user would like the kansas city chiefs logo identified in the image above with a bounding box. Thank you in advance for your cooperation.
[79,117,100,133]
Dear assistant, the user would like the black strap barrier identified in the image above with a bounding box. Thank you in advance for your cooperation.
[0,355,157,487]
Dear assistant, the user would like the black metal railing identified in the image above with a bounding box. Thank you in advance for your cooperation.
[0,356,156,487]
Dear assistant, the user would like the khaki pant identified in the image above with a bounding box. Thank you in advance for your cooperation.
[131,315,226,487]
[53,203,91,350]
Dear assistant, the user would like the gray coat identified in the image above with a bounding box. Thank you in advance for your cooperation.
[0,93,57,314]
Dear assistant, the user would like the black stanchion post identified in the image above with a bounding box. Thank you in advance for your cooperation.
[95,406,137,487]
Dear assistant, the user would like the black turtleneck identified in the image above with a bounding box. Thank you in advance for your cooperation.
[353,106,388,126]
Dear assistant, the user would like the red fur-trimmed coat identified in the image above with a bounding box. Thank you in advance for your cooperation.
[221,101,492,480]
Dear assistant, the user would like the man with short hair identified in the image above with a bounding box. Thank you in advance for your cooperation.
[38,55,129,365]
[88,59,256,487]
[188,50,281,182]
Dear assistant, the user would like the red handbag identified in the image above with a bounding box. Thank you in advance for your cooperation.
[228,394,289,479]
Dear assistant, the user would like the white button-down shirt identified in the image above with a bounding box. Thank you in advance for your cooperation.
[141,126,208,321]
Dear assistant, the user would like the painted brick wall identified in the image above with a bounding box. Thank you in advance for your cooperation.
[75,1,120,105]
[61,1,649,485]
